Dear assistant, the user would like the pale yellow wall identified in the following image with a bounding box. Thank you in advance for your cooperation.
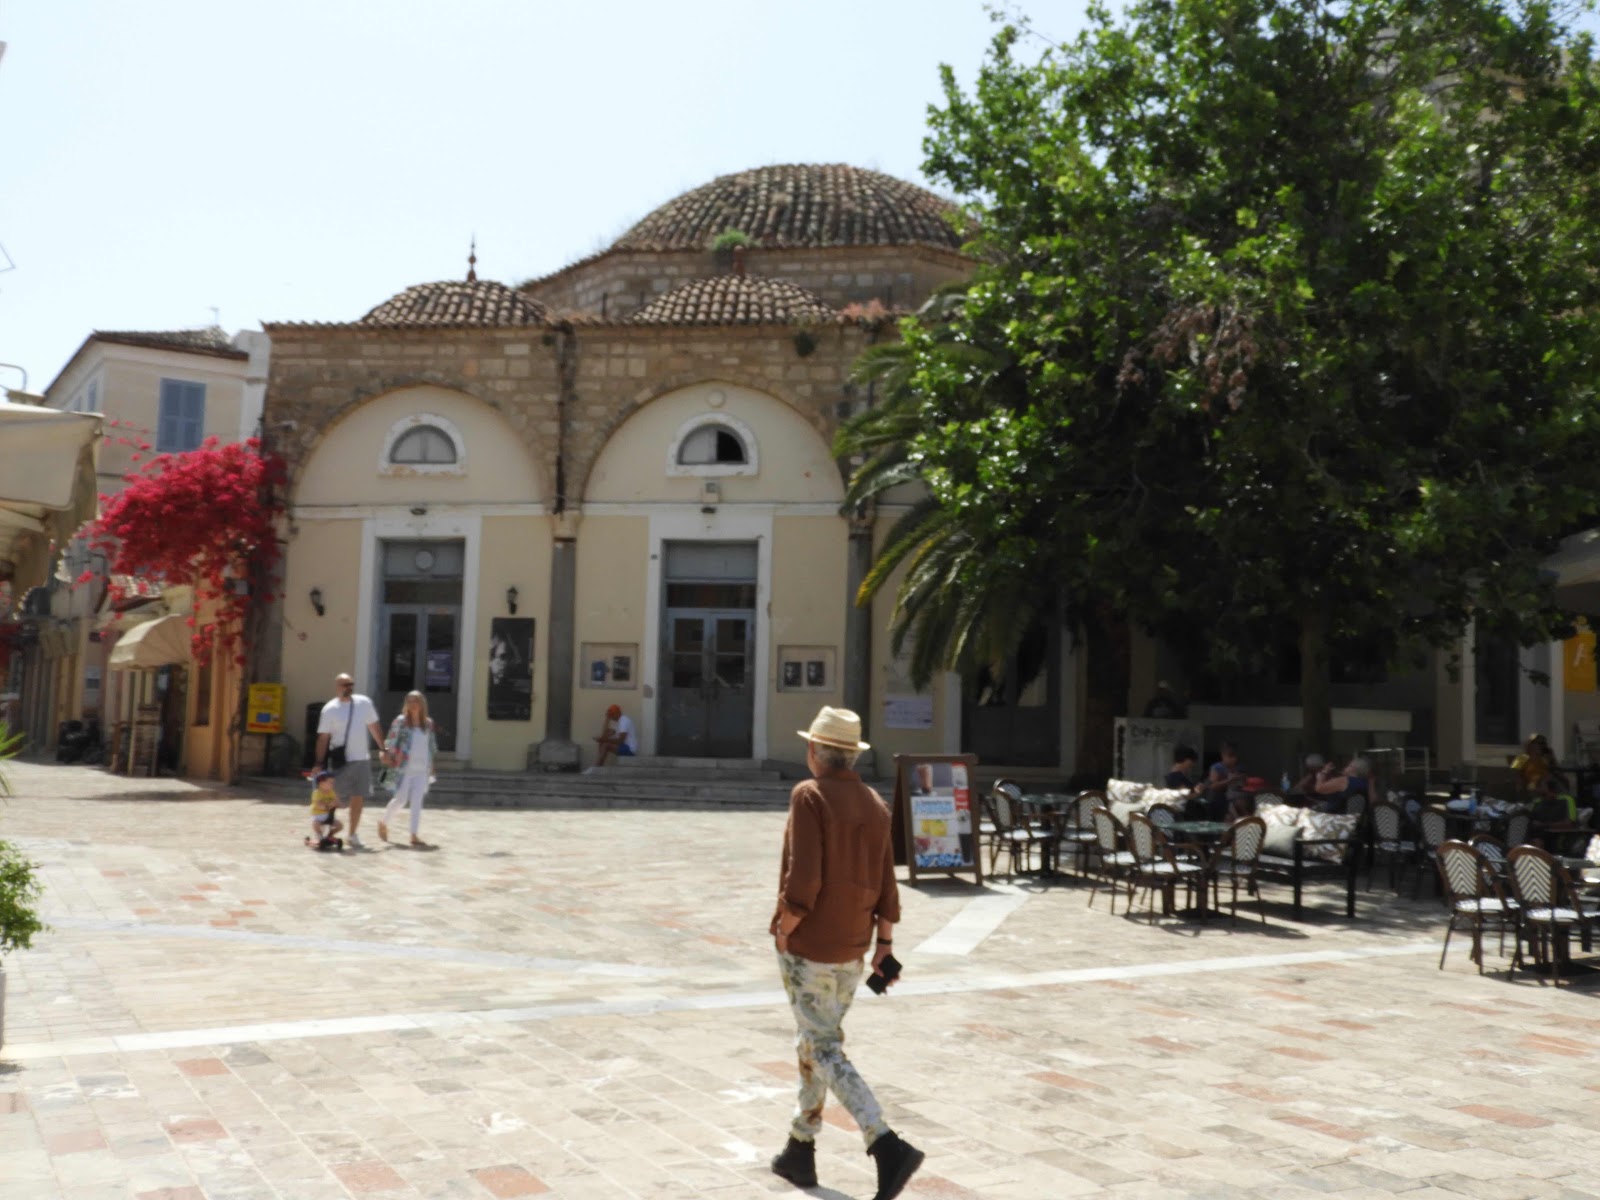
[296,386,543,508]
[571,516,650,765]
[469,515,553,770]
[769,516,849,762]
[96,357,250,480]
[281,519,365,752]
[585,382,844,506]
[866,509,950,764]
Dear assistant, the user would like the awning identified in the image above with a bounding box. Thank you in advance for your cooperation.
[108,614,190,669]
[0,397,103,602]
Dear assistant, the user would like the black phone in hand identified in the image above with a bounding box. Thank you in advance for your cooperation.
[867,953,902,995]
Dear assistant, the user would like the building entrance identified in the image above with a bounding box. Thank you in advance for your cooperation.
[658,541,756,758]
[963,622,1061,767]
[377,540,463,752]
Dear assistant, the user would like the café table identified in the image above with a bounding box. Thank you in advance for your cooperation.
[1022,792,1075,876]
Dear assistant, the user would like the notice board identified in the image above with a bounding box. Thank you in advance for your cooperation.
[892,753,982,886]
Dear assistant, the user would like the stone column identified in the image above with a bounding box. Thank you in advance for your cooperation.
[537,511,580,770]
[844,508,874,737]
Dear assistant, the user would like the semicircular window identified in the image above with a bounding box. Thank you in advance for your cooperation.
[677,423,747,466]
[390,424,458,465]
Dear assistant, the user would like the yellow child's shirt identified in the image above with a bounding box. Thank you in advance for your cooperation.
[310,787,338,816]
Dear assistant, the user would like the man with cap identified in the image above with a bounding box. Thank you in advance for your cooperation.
[591,703,636,769]
[769,706,924,1199]
[314,672,384,850]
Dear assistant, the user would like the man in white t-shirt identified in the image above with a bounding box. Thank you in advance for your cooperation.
[315,673,384,849]
[591,703,637,769]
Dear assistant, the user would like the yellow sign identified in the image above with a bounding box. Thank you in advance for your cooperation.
[246,683,285,734]
[1566,618,1596,692]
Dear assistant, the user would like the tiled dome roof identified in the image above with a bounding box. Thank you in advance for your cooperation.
[613,163,961,252]
[361,279,549,327]
[628,276,837,326]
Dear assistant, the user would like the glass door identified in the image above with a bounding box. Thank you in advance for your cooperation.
[659,611,754,757]
[380,607,458,751]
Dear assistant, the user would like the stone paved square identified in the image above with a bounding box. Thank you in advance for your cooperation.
[1,760,1596,1199]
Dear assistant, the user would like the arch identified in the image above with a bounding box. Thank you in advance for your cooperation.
[584,381,843,507]
[292,384,544,509]
[666,410,759,477]
[380,412,466,476]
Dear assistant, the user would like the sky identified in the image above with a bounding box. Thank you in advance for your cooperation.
[0,0,1078,394]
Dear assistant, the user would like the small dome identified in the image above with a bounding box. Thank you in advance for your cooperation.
[613,163,961,252]
[361,279,549,327]
[628,276,837,327]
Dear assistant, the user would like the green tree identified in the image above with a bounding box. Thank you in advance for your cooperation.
[854,0,1600,755]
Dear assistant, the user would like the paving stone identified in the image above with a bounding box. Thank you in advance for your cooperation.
[1,760,1598,1199]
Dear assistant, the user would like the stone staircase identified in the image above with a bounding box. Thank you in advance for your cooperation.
[244,756,812,811]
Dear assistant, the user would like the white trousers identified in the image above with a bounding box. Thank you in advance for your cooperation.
[384,771,430,835]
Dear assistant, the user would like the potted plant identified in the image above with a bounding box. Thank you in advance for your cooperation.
[0,720,45,1052]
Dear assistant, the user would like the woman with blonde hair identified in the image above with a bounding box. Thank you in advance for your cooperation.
[380,690,438,847]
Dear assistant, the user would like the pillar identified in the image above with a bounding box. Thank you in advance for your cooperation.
[844,512,874,736]
[536,516,580,770]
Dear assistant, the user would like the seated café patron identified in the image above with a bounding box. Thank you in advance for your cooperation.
[1311,755,1369,815]
[1165,745,1208,820]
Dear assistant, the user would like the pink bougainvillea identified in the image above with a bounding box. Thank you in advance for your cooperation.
[88,438,286,666]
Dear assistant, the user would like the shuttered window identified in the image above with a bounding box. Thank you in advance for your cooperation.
[157,379,206,451]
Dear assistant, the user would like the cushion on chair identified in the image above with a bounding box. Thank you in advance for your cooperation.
[1297,811,1360,862]
[1263,823,1300,858]
[1107,779,1148,807]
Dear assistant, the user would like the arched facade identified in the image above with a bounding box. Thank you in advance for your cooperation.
[261,164,981,772]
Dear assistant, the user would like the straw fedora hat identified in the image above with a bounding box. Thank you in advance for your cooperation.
[797,705,870,751]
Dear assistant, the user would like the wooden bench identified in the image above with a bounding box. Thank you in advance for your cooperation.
[1254,834,1363,918]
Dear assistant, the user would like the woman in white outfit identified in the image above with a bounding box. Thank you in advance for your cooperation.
[380,690,438,847]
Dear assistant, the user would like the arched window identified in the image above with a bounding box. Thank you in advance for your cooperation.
[666,412,759,478]
[379,413,467,477]
[390,424,457,465]
[677,423,747,466]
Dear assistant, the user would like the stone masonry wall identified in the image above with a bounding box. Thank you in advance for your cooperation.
[264,320,885,508]
[525,245,971,321]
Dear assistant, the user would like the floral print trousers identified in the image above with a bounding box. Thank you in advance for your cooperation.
[776,950,889,1149]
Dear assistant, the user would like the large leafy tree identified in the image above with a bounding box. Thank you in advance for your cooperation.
[850,0,1600,756]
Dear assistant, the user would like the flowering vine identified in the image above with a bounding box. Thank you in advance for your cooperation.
[86,438,287,666]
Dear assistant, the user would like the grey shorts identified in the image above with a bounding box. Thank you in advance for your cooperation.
[333,758,372,801]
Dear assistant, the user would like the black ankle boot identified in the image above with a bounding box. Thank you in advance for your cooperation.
[771,1135,817,1188]
[868,1130,924,1200]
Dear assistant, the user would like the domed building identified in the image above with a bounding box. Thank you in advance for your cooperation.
[261,164,1019,774]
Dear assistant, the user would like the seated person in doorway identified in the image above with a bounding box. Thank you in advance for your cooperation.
[1164,745,1208,820]
[1204,742,1246,821]
[1511,732,1558,799]
[590,704,638,770]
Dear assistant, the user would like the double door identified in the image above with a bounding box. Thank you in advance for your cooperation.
[379,606,458,752]
[659,609,753,757]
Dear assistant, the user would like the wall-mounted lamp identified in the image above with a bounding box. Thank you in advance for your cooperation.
[506,586,519,615]
[309,587,325,617]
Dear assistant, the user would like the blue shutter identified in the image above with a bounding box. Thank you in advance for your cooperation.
[158,380,206,451]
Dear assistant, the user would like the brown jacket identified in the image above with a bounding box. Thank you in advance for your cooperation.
[770,770,900,964]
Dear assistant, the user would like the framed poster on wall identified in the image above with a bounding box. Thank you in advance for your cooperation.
[487,617,534,720]
[777,645,834,692]
[581,642,638,689]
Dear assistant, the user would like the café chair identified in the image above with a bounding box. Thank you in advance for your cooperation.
[1208,816,1267,924]
[1056,791,1101,877]
[1127,813,1205,922]
[1368,801,1417,892]
[1413,808,1449,899]
[1503,810,1532,849]
[1088,806,1137,915]
[1436,840,1516,974]
[1145,803,1201,862]
[1468,833,1508,885]
[1505,845,1599,985]
[983,782,1052,876]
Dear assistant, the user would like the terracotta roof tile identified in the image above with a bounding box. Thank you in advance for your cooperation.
[614,163,962,252]
[628,276,837,327]
[360,279,549,327]
[91,327,248,360]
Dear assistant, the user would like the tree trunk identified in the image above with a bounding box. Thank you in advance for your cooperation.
[1299,605,1333,756]
[1077,604,1131,782]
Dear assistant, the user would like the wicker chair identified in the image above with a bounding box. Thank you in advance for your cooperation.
[1505,845,1598,984]
[1127,813,1206,922]
[1056,791,1101,877]
[1088,806,1137,914]
[1145,803,1201,862]
[1209,816,1267,923]
[984,782,1052,876]
[1413,808,1450,898]
[1367,801,1416,891]
[1436,840,1516,973]
[1503,810,1532,849]
[1468,833,1508,885]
